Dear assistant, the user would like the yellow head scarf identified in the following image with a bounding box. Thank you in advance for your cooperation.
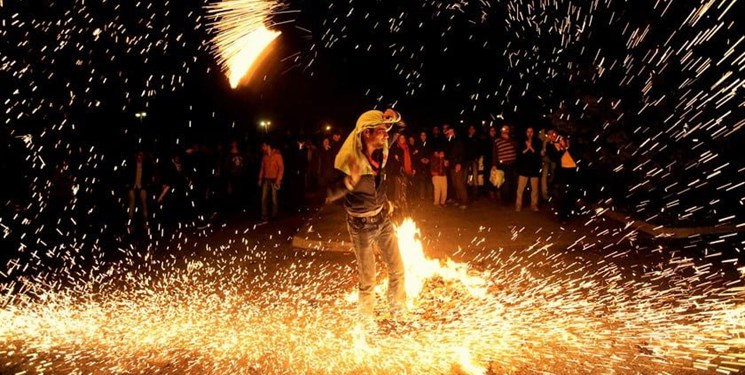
[334,110,401,176]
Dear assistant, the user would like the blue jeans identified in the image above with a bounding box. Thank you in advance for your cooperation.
[346,214,406,319]
[261,179,279,219]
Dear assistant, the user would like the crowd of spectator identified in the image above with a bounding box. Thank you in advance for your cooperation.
[382,123,578,223]
[1,118,582,250]
[111,119,584,238]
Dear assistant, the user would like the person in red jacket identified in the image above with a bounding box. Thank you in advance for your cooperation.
[258,141,284,221]
[430,148,448,206]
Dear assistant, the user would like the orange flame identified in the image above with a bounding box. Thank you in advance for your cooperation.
[396,218,488,307]
[225,25,280,88]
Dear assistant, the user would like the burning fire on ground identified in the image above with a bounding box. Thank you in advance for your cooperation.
[1,218,744,374]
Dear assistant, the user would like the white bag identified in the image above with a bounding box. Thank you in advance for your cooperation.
[489,168,505,188]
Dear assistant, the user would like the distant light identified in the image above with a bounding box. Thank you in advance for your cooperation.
[325,125,331,131]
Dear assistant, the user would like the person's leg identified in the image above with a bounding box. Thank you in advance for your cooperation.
[271,182,279,218]
[127,189,136,219]
[347,220,377,320]
[454,169,468,204]
[139,189,149,228]
[393,176,402,205]
[436,176,447,204]
[441,177,448,205]
[554,168,569,221]
[261,180,270,220]
[432,176,439,204]
[541,159,550,200]
[562,168,577,220]
[470,160,480,196]
[503,164,514,206]
[529,177,539,210]
[377,219,406,316]
[516,175,527,211]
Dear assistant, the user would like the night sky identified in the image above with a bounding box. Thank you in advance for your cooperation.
[1,0,744,226]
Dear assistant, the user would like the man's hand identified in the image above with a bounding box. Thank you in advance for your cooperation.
[382,108,399,122]
[273,180,281,189]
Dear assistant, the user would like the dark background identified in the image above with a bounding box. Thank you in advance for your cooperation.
[1,0,743,230]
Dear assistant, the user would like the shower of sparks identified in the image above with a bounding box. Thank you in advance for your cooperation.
[1,0,744,373]
[206,0,284,88]
[2,219,744,374]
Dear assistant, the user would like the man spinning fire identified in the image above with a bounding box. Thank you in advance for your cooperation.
[326,108,407,328]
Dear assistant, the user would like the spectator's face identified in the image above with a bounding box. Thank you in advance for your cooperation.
[408,136,415,145]
[501,127,510,140]
[432,127,440,136]
[468,126,476,136]
[489,128,497,138]
[419,132,427,142]
[397,134,406,145]
[322,138,330,147]
[526,127,535,139]
[332,134,341,142]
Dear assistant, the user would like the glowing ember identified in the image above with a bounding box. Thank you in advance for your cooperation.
[207,0,282,88]
[2,219,744,374]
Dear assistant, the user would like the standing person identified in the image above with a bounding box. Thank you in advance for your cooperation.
[445,126,468,209]
[326,108,407,328]
[158,151,191,228]
[390,134,415,210]
[515,127,542,212]
[417,131,432,200]
[539,128,555,201]
[546,129,578,223]
[125,150,155,233]
[225,140,247,211]
[318,137,336,189]
[483,127,498,200]
[330,131,343,155]
[287,138,309,210]
[430,148,448,206]
[407,135,422,202]
[430,125,445,151]
[492,125,517,205]
[258,141,284,221]
[464,125,482,198]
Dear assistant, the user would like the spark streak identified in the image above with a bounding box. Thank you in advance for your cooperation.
[1,219,744,374]
[207,0,283,88]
